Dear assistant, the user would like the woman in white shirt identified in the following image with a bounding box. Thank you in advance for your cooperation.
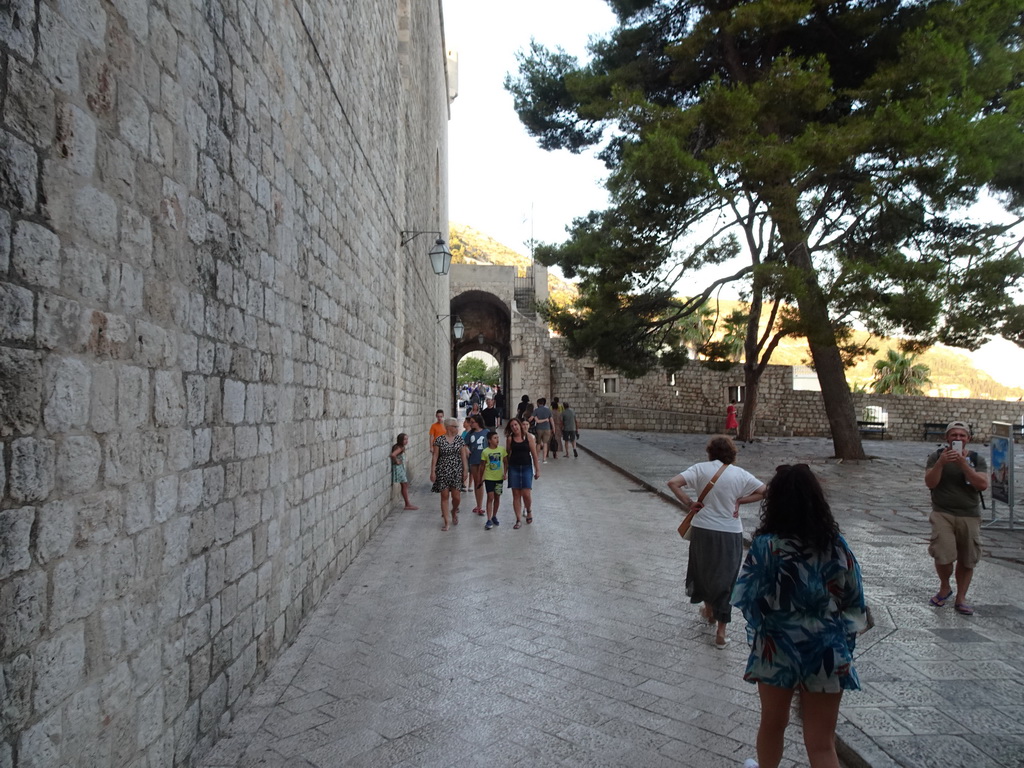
[668,435,766,648]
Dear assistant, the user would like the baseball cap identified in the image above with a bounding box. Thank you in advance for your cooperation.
[945,421,970,436]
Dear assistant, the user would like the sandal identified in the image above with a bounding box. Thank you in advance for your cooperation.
[452,509,459,525]
[954,602,974,616]
[929,590,953,607]
[525,511,533,524]
[513,521,522,529]
[441,524,449,531]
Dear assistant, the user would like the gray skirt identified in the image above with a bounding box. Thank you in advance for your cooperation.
[685,527,744,624]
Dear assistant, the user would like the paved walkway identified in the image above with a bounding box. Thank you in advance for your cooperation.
[200,430,1024,768]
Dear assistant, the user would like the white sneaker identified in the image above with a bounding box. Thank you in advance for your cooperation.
[542,460,548,464]
[743,759,759,768]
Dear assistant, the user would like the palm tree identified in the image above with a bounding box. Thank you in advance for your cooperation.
[871,349,931,395]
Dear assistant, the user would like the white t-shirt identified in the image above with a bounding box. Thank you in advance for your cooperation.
[677,460,765,534]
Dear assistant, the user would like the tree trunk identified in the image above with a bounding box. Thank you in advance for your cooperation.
[781,232,866,460]
[738,275,765,443]
[738,362,759,442]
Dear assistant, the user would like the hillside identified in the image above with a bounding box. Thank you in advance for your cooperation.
[448,224,1024,401]
[448,223,577,306]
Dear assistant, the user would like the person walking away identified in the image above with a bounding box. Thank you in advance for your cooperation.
[390,433,418,510]
[494,386,505,425]
[430,418,468,531]
[480,431,508,530]
[726,400,739,434]
[428,410,445,452]
[924,421,988,615]
[465,416,489,516]
[732,463,868,768]
[505,417,540,528]
[516,394,532,420]
[532,397,554,463]
[550,397,564,458]
[667,435,765,647]
[561,403,580,457]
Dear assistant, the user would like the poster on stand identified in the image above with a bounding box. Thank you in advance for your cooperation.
[990,422,1013,506]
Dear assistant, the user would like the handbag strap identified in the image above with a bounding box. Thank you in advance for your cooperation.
[696,463,729,505]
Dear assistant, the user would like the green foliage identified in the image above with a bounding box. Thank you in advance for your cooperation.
[871,349,932,395]
[457,357,488,386]
[507,0,1024,370]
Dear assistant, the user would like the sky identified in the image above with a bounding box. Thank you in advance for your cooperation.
[440,0,1024,391]
[443,0,616,253]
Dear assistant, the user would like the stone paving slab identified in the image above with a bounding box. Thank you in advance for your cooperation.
[200,430,1024,767]
[580,430,1024,768]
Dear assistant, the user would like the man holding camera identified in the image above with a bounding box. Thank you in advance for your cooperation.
[924,421,989,616]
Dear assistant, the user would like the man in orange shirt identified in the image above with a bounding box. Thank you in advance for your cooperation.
[428,409,446,451]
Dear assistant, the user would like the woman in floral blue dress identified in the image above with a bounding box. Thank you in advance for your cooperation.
[732,464,868,768]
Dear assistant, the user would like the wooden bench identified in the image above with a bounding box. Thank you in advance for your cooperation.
[858,420,886,439]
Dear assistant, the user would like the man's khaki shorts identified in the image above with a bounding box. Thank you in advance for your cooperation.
[928,510,982,568]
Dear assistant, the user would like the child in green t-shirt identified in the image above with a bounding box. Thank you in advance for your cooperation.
[480,431,508,530]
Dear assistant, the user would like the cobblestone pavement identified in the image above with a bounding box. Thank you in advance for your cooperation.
[200,430,1024,768]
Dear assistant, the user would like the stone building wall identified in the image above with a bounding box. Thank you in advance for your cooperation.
[1,2,451,766]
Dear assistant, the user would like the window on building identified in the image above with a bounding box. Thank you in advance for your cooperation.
[584,366,595,380]
[667,373,676,386]
[728,385,746,403]
[602,377,618,394]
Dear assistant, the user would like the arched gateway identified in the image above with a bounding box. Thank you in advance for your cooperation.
[446,263,553,416]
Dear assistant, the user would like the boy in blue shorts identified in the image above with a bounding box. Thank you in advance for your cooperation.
[480,432,508,530]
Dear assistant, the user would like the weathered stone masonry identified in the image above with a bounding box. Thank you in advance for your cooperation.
[1,1,451,766]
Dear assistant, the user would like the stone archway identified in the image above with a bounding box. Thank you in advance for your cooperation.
[449,290,512,412]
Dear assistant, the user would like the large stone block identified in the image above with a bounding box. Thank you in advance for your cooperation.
[103,430,141,486]
[61,243,108,302]
[6,58,56,147]
[36,293,87,351]
[72,186,118,250]
[50,549,102,628]
[0,130,38,210]
[1,0,36,61]
[0,209,9,272]
[55,435,101,493]
[0,569,47,656]
[33,622,86,712]
[9,437,55,502]
[55,102,98,177]
[118,85,150,154]
[0,281,35,342]
[155,370,186,426]
[17,708,61,768]
[0,507,34,578]
[222,378,246,423]
[0,348,42,436]
[43,356,91,432]
[118,365,150,427]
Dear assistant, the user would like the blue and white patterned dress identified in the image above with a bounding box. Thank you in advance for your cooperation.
[732,534,868,693]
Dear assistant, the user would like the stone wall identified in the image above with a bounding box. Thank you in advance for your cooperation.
[1,2,451,766]
[547,342,1024,443]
